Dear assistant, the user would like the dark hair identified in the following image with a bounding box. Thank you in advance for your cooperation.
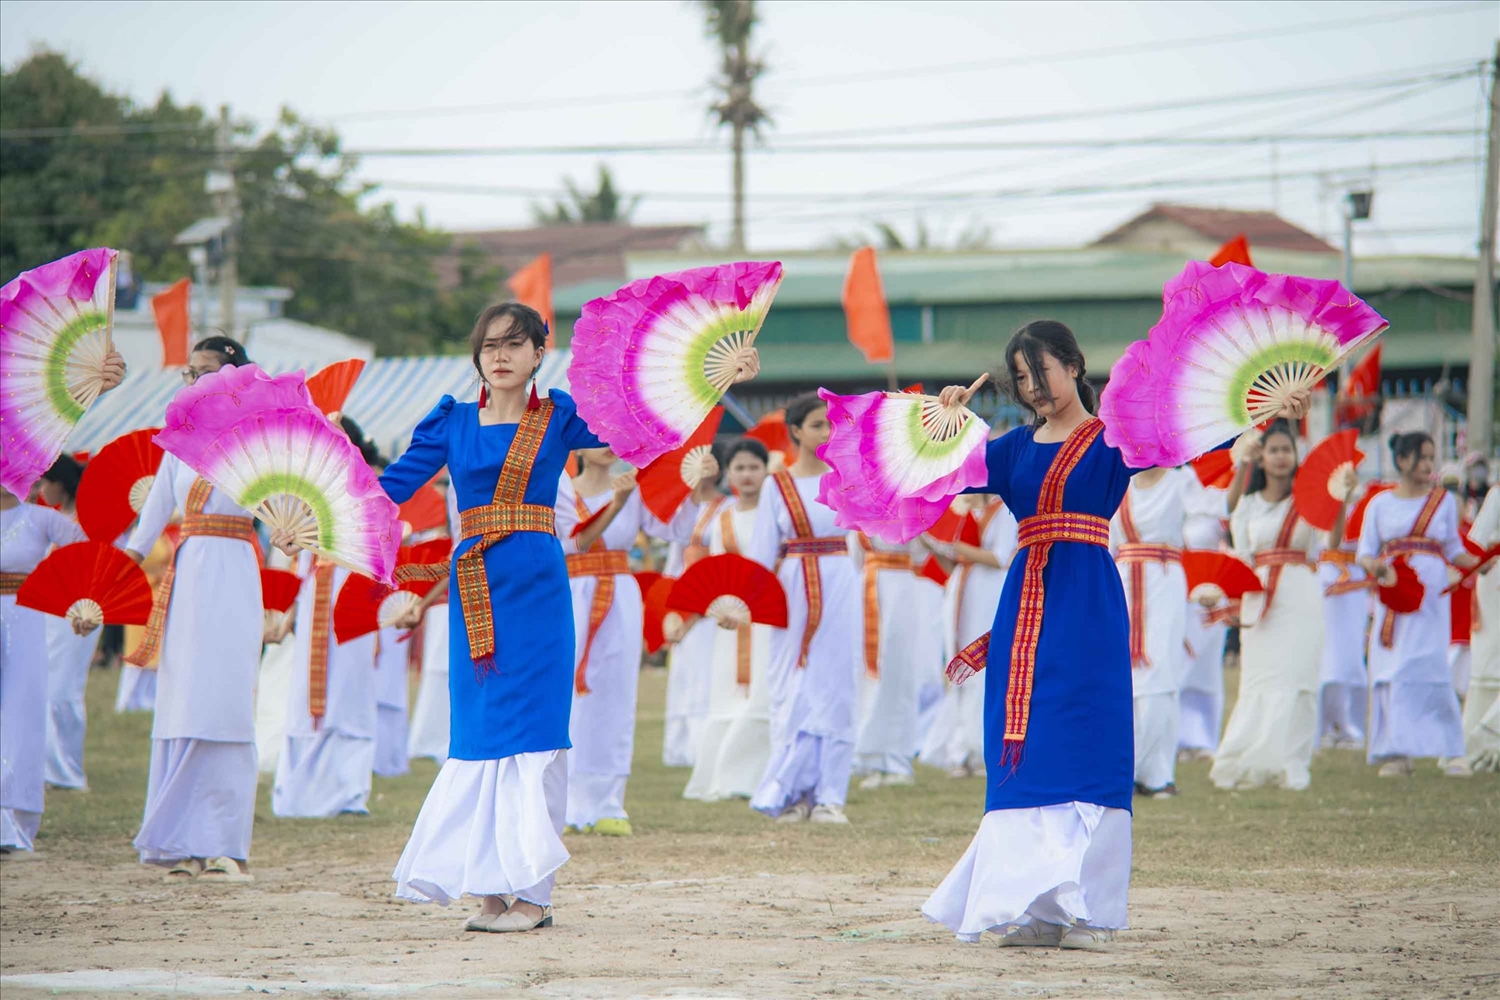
[1388,431,1433,472]
[724,438,770,466]
[340,415,383,468]
[1003,320,1098,425]
[469,302,547,381]
[191,335,251,368]
[783,392,827,448]
[40,454,84,502]
[1246,419,1300,495]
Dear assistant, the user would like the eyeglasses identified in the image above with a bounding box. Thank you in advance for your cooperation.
[181,366,220,385]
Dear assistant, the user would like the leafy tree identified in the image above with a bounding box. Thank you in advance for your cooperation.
[532,164,640,225]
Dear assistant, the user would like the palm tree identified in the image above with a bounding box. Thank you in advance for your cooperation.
[699,0,769,251]
[532,164,640,226]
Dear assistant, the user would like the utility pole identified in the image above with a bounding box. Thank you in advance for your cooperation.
[212,105,240,338]
[1468,43,1500,457]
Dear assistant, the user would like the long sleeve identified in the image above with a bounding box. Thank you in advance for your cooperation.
[379,397,453,506]
[550,389,605,452]
[1355,495,1385,561]
[1230,497,1254,561]
[963,431,1016,503]
[745,481,787,571]
[644,496,700,545]
[987,506,1020,569]
[554,473,580,555]
[42,508,87,548]
[1435,494,1465,562]
[126,455,179,556]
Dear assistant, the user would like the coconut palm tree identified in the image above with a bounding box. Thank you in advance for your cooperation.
[699,0,769,251]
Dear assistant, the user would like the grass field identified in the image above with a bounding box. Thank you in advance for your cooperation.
[2,664,1497,999]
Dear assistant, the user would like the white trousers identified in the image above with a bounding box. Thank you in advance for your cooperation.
[1133,693,1179,790]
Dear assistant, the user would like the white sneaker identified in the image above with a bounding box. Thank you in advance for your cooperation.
[997,922,1062,947]
[1060,926,1115,951]
[775,801,812,823]
[1440,757,1473,778]
[881,772,915,787]
[857,773,884,790]
[1377,758,1414,778]
[809,804,850,824]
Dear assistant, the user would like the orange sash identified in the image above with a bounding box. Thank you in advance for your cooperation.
[1377,487,1446,649]
[772,471,844,668]
[448,400,556,674]
[952,499,1006,638]
[858,535,913,680]
[566,490,630,695]
[684,495,726,570]
[306,561,336,724]
[719,506,753,688]
[1318,549,1370,597]
[1116,489,1182,668]
[1245,499,1305,625]
[127,477,256,668]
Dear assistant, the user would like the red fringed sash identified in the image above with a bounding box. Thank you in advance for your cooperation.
[858,534,913,680]
[1115,489,1181,668]
[1377,487,1446,649]
[773,471,847,668]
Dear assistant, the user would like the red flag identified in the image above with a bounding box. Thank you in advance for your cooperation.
[1342,345,1382,399]
[506,254,554,348]
[152,278,191,367]
[1209,234,1253,268]
[842,247,894,364]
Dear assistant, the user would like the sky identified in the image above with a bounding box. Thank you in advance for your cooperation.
[2,0,1496,257]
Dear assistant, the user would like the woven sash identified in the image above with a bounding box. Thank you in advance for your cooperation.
[1318,549,1370,597]
[0,572,26,596]
[127,477,256,669]
[1377,488,1446,649]
[952,500,1006,638]
[684,496,726,570]
[857,535,914,680]
[1116,489,1181,669]
[566,493,629,695]
[946,418,1106,769]
[773,471,839,668]
[306,561,336,724]
[1244,499,1305,626]
[719,506,754,688]
[452,400,556,675]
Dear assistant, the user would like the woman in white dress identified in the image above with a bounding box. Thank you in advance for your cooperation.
[910,561,949,757]
[1465,486,1500,770]
[37,456,98,791]
[1357,432,1477,778]
[1,489,89,852]
[560,449,714,836]
[125,337,263,881]
[254,546,298,774]
[684,439,774,801]
[1111,466,1191,798]
[662,490,729,768]
[1317,508,1373,750]
[745,393,863,825]
[115,534,169,714]
[853,531,924,788]
[1178,478,1229,759]
[918,495,1017,777]
[1211,422,1347,792]
[373,625,411,778]
[406,486,458,765]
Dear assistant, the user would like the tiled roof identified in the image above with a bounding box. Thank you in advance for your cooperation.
[1093,203,1340,254]
[435,224,707,288]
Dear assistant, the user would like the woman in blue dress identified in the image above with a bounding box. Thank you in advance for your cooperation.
[921,320,1307,950]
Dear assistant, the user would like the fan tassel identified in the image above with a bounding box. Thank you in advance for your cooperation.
[529,380,541,411]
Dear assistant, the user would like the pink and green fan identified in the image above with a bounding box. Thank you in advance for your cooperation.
[1100,260,1386,469]
[155,371,401,585]
[159,362,313,441]
[1,247,119,498]
[816,387,990,544]
[569,261,783,467]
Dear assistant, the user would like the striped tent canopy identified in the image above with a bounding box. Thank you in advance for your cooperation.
[70,351,572,461]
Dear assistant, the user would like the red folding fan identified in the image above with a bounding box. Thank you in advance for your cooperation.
[1191,450,1236,490]
[75,428,164,542]
[928,505,981,546]
[638,408,723,522]
[398,480,448,536]
[918,555,951,588]
[638,572,675,654]
[1345,481,1395,541]
[1181,549,1264,599]
[744,410,797,468]
[1293,430,1365,531]
[332,540,448,643]
[1377,557,1424,614]
[16,541,154,630]
[260,568,303,613]
[667,553,788,628]
[306,358,366,417]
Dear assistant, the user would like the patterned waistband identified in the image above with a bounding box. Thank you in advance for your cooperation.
[1253,548,1312,569]
[0,572,26,596]
[781,538,849,558]
[1318,550,1358,566]
[1017,513,1111,549]
[864,552,913,572]
[1117,543,1181,564]
[180,513,257,541]
[1382,537,1444,559]
[566,550,631,578]
[460,503,558,541]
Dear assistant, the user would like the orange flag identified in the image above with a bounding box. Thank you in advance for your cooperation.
[507,253,554,348]
[152,278,191,367]
[842,247,894,364]
[1209,234,1253,268]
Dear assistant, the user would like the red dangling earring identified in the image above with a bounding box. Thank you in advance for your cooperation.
[479,383,489,408]
[528,379,541,411]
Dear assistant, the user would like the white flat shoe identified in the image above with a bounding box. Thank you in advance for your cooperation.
[464,912,498,931]
[809,804,849,824]
[775,802,812,823]
[1060,926,1114,951]
[483,906,552,933]
[857,773,884,790]
[997,922,1062,948]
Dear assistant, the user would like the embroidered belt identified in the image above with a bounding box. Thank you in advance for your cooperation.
[0,572,25,596]
[1017,513,1111,550]
[566,550,631,578]
[567,548,631,694]
[861,550,914,679]
[460,503,557,541]
[780,537,849,558]
[1117,543,1181,564]
[179,513,256,541]
[1253,548,1313,570]
[1116,542,1180,668]
[307,561,336,725]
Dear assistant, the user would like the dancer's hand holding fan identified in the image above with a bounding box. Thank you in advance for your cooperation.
[1,248,128,499]
[639,573,677,654]
[667,553,788,631]
[260,567,302,643]
[816,375,992,544]
[569,261,780,468]
[1375,558,1424,613]
[636,408,724,522]
[331,539,450,643]
[76,427,163,542]
[17,540,154,635]
[1099,260,1386,469]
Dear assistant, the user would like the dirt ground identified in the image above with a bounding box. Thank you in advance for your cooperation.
[2,668,1497,1000]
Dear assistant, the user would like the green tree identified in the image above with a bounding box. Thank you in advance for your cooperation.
[532,164,640,225]
[699,0,769,250]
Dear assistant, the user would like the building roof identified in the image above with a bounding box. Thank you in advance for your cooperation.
[435,223,707,289]
[1093,203,1340,254]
